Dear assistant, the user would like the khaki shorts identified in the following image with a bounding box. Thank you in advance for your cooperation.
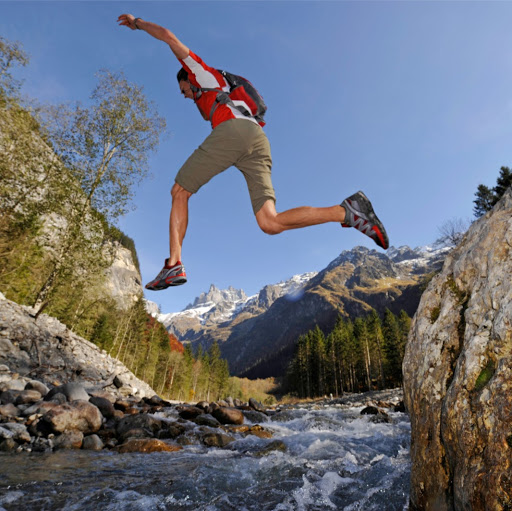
[175,119,275,214]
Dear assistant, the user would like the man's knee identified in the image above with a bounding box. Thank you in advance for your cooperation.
[256,215,282,235]
[171,182,192,201]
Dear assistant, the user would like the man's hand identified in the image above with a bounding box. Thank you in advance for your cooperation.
[116,14,190,60]
[118,14,137,30]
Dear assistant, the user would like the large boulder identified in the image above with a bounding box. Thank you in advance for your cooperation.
[211,406,244,425]
[41,400,103,434]
[403,188,512,510]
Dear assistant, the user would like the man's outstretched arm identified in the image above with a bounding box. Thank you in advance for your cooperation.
[117,14,189,60]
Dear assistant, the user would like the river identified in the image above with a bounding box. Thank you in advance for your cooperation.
[0,390,410,510]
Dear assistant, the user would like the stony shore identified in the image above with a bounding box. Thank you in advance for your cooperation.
[0,292,405,455]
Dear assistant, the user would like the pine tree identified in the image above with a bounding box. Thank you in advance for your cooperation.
[474,167,512,217]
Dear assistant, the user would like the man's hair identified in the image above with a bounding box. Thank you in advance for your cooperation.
[177,68,189,83]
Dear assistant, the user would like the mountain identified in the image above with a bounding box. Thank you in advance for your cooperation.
[158,245,448,378]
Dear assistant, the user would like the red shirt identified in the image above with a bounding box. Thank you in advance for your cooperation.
[179,51,260,129]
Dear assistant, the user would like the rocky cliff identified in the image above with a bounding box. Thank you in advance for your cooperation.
[104,243,142,310]
[403,188,512,510]
[0,292,154,398]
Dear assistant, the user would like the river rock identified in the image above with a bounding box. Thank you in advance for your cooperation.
[22,400,58,417]
[114,438,182,453]
[212,407,244,425]
[158,422,186,440]
[0,438,18,452]
[403,188,512,510]
[45,382,90,402]
[1,379,26,391]
[1,423,31,443]
[249,398,266,413]
[177,405,203,420]
[193,414,221,428]
[245,425,272,439]
[89,396,115,419]
[25,380,49,396]
[83,434,104,451]
[42,400,102,434]
[15,389,42,405]
[116,413,162,440]
[196,401,209,412]
[201,432,235,448]
[242,410,269,423]
[255,440,287,457]
[53,431,84,450]
[0,403,19,417]
[0,389,21,404]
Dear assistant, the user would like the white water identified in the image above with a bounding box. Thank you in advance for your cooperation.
[0,398,410,510]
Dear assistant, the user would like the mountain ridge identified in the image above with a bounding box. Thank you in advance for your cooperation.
[152,244,448,378]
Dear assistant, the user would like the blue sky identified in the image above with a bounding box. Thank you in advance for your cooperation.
[3,1,512,314]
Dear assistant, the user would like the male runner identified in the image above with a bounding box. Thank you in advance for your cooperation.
[118,14,389,290]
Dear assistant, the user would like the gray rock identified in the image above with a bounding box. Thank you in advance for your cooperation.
[22,400,58,417]
[0,438,18,452]
[249,398,266,413]
[212,407,244,425]
[0,379,26,391]
[158,422,186,440]
[201,432,235,448]
[113,375,124,388]
[193,413,221,428]
[255,440,287,457]
[83,434,104,451]
[1,423,31,443]
[116,414,162,440]
[360,406,379,415]
[0,389,21,404]
[53,431,84,450]
[0,426,14,440]
[225,397,235,407]
[48,393,67,405]
[42,400,102,434]
[25,380,49,396]
[45,382,89,402]
[15,389,42,405]
[0,364,10,373]
[177,405,203,420]
[403,188,512,510]
[242,410,269,423]
[0,403,20,417]
[89,396,115,419]
[195,401,209,411]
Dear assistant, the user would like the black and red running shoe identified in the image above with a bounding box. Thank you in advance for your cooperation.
[145,259,187,291]
[341,191,389,250]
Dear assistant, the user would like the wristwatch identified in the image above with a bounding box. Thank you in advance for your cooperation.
[134,18,142,29]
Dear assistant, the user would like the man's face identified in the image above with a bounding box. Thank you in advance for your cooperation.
[179,80,194,100]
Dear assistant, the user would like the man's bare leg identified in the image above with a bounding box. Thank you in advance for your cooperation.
[255,191,389,249]
[256,200,345,235]
[169,183,192,266]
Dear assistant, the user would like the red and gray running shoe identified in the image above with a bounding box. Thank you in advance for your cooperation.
[341,191,389,250]
[145,259,187,291]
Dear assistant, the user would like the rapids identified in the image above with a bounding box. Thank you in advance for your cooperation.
[0,392,410,510]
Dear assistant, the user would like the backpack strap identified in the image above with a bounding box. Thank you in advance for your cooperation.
[189,85,252,121]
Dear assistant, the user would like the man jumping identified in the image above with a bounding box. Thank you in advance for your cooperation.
[118,14,389,291]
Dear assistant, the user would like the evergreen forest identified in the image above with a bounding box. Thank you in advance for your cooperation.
[286,309,411,398]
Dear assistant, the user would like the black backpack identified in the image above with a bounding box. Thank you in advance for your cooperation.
[193,70,267,125]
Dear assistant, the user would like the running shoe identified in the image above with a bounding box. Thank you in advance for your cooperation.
[341,191,389,249]
[145,259,187,291]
